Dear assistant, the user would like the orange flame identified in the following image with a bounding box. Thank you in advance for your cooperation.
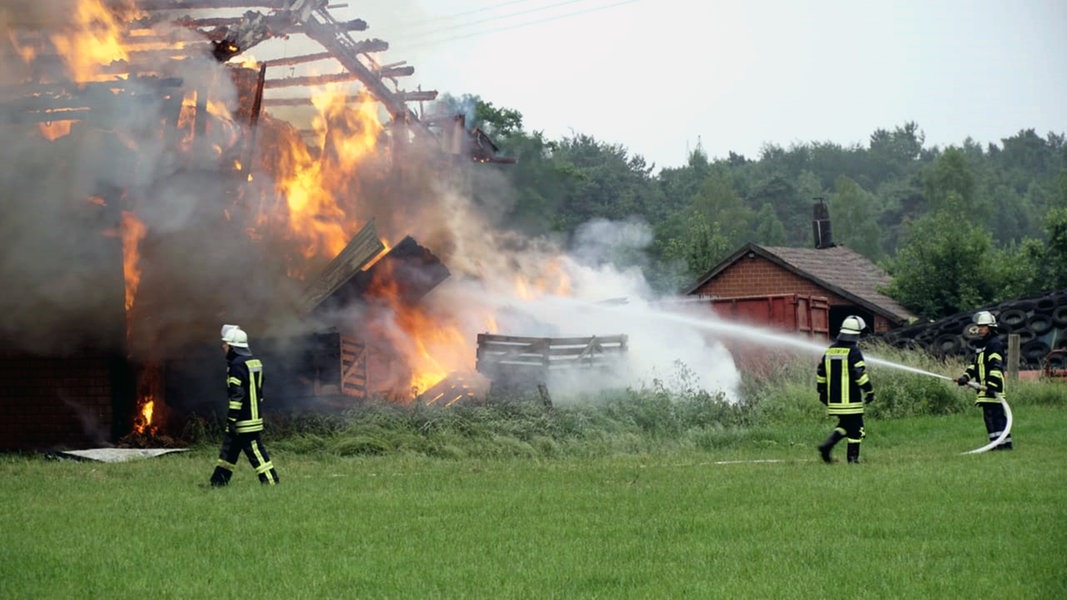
[131,363,160,436]
[38,121,74,141]
[121,210,146,312]
[49,0,130,81]
[260,87,384,263]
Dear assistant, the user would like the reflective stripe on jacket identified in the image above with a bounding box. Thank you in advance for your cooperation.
[227,353,265,433]
[965,335,1004,404]
[816,342,872,415]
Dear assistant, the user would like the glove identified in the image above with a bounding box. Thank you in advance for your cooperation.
[864,392,874,404]
[226,420,237,435]
[956,376,969,386]
[818,392,828,406]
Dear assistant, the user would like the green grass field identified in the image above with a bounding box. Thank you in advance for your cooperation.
[2,395,1065,599]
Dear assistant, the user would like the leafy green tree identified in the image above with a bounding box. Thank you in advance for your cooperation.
[869,122,925,176]
[691,169,752,248]
[830,175,882,259]
[882,211,1001,318]
[549,134,660,232]
[753,203,787,245]
[656,210,733,291]
[922,147,978,215]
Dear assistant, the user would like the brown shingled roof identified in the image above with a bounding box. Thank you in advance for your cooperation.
[687,243,916,325]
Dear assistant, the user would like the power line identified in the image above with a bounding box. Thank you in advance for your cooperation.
[394,0,640,50]
[400,0,545,30]
[399,0,596,41]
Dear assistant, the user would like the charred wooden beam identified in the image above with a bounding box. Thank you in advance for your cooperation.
[137,0,290,10]
[264,72,358,89]
[261,94,364,106]
[380,65,415,78]
[311,234,450,316]
[262,52,334,67]
[300,220,385,314]
[396,90,438,102]
[300,12,427,131]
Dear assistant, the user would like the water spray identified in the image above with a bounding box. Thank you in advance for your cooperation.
[504,294,1011,455]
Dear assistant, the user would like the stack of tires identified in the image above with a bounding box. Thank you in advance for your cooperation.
[880,288,1067,370]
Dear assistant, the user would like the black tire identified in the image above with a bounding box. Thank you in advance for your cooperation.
[1022,340,1052,367]
[1027,314,1054,335]
[1011,329,1036,345]
[1035,297,1057,314]
[1053,306,1067,328]
[1012,300,1036,313]
[933,334,961,356]
[998,308,1028,330]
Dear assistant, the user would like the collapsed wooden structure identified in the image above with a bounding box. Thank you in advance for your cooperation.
[475,334,629,405]
[0,0,510,449]
[2,0,512,163]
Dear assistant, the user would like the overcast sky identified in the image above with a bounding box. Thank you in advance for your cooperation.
[314,0,1066,170]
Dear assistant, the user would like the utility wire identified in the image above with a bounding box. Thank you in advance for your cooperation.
[398,0,596,40]
[395,0,640,50]
[399,0,545,30]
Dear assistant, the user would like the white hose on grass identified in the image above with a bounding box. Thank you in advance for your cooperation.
[931,374,1014,455]
[961,393,1013,455]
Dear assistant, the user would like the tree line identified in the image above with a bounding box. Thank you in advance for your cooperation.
[437,95,1067,322]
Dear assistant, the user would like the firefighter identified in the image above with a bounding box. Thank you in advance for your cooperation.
[209,324,280,486]
[816,315,875,464]
[956,311,1012,450]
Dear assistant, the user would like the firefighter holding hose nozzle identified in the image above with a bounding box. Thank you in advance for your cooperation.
[956,311,1013,450]
[816,316,875,464]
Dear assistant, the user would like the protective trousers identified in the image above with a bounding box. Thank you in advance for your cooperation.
[981,403,1013,450]
[210,430,280,486]
[820,414,865,463]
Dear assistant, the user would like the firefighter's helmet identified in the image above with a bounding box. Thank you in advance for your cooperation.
[837,315,866,342]
[221,325,249,348]
[973,311,997,327]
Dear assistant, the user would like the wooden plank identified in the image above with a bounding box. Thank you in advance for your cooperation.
[475,334,628,381]
[300,219,384,313]
[309,234,450,316]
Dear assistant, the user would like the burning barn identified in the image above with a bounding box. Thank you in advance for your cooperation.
[0,0,519,451]
[1,1,746,453]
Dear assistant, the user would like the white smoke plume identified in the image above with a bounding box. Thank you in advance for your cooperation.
[0,2,741,406]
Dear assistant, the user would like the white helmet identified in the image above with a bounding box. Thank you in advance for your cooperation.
[837,315,866,341]
[221,325,249,348]
[973,311,997,327]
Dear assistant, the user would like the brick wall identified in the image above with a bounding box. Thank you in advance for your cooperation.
[0,353,118,451]
[691,254,893,334]
[693,255,850,304]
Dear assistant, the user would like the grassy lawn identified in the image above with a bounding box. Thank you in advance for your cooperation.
[2,402,1064,599]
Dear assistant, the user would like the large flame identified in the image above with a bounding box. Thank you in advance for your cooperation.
[120,210,146,312]
[49,0,130,82]
[264,87,384,262]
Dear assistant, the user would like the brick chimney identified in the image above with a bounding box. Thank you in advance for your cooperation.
[812,198,835,249]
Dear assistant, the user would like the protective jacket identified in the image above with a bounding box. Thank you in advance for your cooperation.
[964,333,1005,403]
[816,340,873,415]
[226,347,265,433]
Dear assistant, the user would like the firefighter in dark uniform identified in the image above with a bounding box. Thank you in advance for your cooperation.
[209,325,280,486]
[816,316,875,464]
[956,311,1012,450]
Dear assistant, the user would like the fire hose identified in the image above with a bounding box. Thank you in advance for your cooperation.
[930,375,1013,455]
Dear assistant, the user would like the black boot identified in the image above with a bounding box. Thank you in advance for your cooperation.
[818,430,844,463]
[210,465,233,487]
[847,442,861,464]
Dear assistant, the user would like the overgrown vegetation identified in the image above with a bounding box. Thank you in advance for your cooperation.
[175,343,1061,462]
